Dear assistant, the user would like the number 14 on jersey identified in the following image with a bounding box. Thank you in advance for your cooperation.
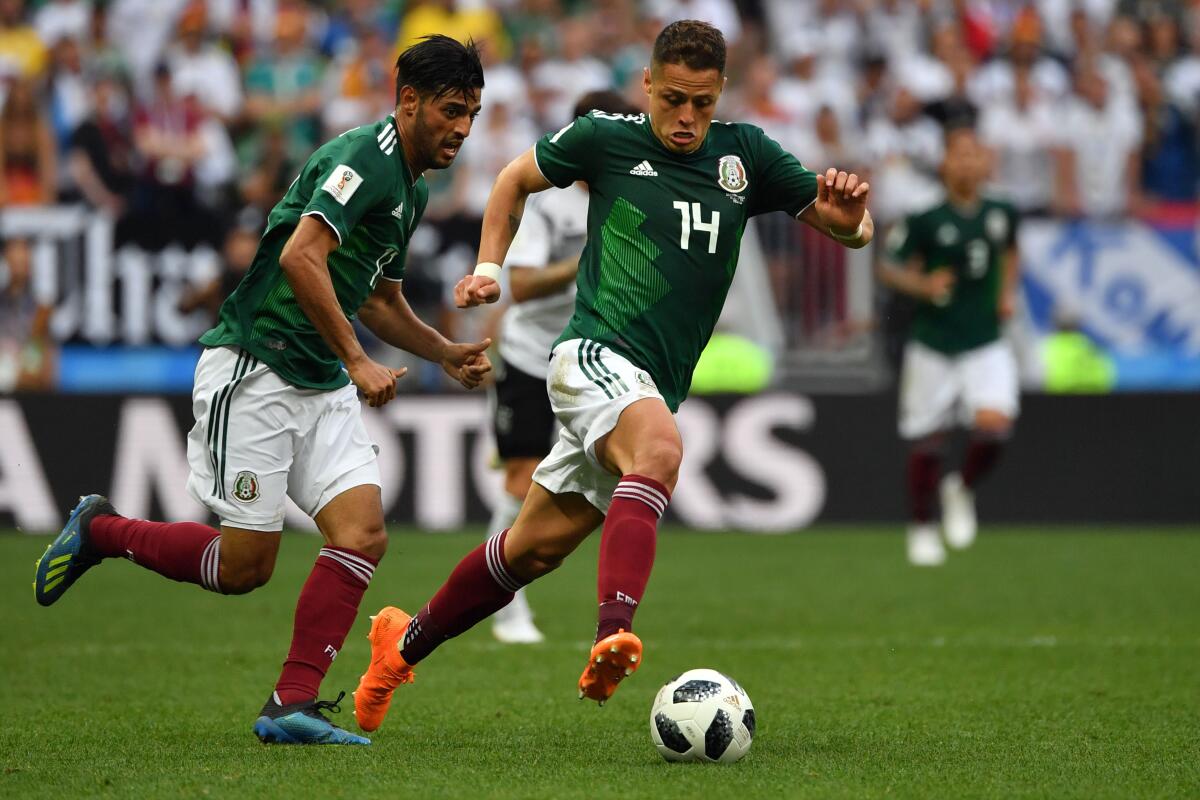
[673,201,721,254]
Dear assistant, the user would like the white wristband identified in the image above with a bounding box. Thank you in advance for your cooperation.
[473,261,502,282]
[829,222,863,242]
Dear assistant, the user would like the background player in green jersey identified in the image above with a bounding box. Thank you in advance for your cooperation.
[33,36,491,745]
[354,20,874,729]
[880,127,1021,567]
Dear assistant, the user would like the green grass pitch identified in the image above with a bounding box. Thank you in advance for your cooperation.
[2,527,1198,799]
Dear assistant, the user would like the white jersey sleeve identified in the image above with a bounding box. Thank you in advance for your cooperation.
[498,186,589,379]
[504,200,553,269]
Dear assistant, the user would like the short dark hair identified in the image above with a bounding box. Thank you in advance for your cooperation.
[394,35,485,105]
[652,20,726,74]
[571,89,640,122]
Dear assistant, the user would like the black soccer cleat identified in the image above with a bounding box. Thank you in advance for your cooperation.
[253,691,371,745]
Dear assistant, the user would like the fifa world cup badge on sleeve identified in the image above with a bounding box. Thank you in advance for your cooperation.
[321,165,363,205]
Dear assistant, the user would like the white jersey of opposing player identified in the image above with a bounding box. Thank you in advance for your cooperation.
[499,183,588,379]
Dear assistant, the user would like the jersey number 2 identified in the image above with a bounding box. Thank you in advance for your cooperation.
[673,202,721,254]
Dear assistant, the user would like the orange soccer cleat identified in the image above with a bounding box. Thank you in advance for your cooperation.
[578,629,643,706]
[353,606,416,732]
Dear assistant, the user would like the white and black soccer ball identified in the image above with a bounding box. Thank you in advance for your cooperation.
[650,668,755,763]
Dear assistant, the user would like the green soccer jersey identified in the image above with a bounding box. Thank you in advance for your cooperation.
[536,111,818,411]
[200,115,428,389]
[888,197,1019,355]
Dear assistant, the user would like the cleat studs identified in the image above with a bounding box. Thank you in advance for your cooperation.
[624,667,632,676]
[610,645,618,653]
[596,655,603,663]
[629,655,638,663]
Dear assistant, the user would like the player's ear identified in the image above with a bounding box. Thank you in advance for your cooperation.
[643,67,652,97]
[397,85,420,118]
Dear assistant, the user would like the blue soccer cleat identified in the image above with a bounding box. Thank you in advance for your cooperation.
[253,691,370,745]
[33,494,117,607]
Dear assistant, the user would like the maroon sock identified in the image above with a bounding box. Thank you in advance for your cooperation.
[596,475,669,642]
[90,516,223,592]
[400,529,524,665]
[907,447,942,524]
[274,546,378,705]
[962,436,1004,489]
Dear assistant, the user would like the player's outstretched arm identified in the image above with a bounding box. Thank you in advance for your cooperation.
[999,245,1020,319]
[877,256,955,306]
[799,168,874,249]
[358,281,493,390]
[454,148,553,308]
[281,216,405,407]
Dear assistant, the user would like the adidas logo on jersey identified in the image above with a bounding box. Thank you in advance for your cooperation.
[629,160,658,177]
[392,203,404,220]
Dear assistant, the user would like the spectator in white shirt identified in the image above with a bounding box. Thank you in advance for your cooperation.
[970,13,1071,107]
[529,17,610,130]
[647,0,741,44]
[863,86,945,223]
[1053,63,1143,218]
[979,66,1058,214]
[167,5,243,123]
[34,0,90,48]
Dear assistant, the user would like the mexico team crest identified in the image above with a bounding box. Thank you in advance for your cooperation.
[718,155,748,193]
[233,471,260,503]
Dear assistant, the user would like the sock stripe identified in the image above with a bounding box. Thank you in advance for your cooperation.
[200,536,221,593]
[613,483,668,517]
[614,481,668,507]
[484,533,522,592]
[318,547,374,586]
[322,547,377,573]
[485,534,522,592]
[620,477,670,504]
[320,549,376,582]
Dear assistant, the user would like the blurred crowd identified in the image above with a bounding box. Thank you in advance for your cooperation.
[2,0,1200,385]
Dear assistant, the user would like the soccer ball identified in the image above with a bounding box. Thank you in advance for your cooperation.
[650,668,755,763]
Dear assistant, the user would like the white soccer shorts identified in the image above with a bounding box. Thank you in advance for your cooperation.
[185,346,381,531]
[532,338,669,514]
[899,339,1020,440]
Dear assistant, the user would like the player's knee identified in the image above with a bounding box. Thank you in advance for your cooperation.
[219,560,274,595]
[910,431,947,455]
[519,548,566,579]
[631,439,683,489]
[972,410,1012,438]
[343,521,388,560]
[510,538,575,580]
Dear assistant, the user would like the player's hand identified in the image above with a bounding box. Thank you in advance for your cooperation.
[454,275,501,308]
[347,357,407,407]
[441,338,493,390]
[925,268,956,306]
[815,168,870,237]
